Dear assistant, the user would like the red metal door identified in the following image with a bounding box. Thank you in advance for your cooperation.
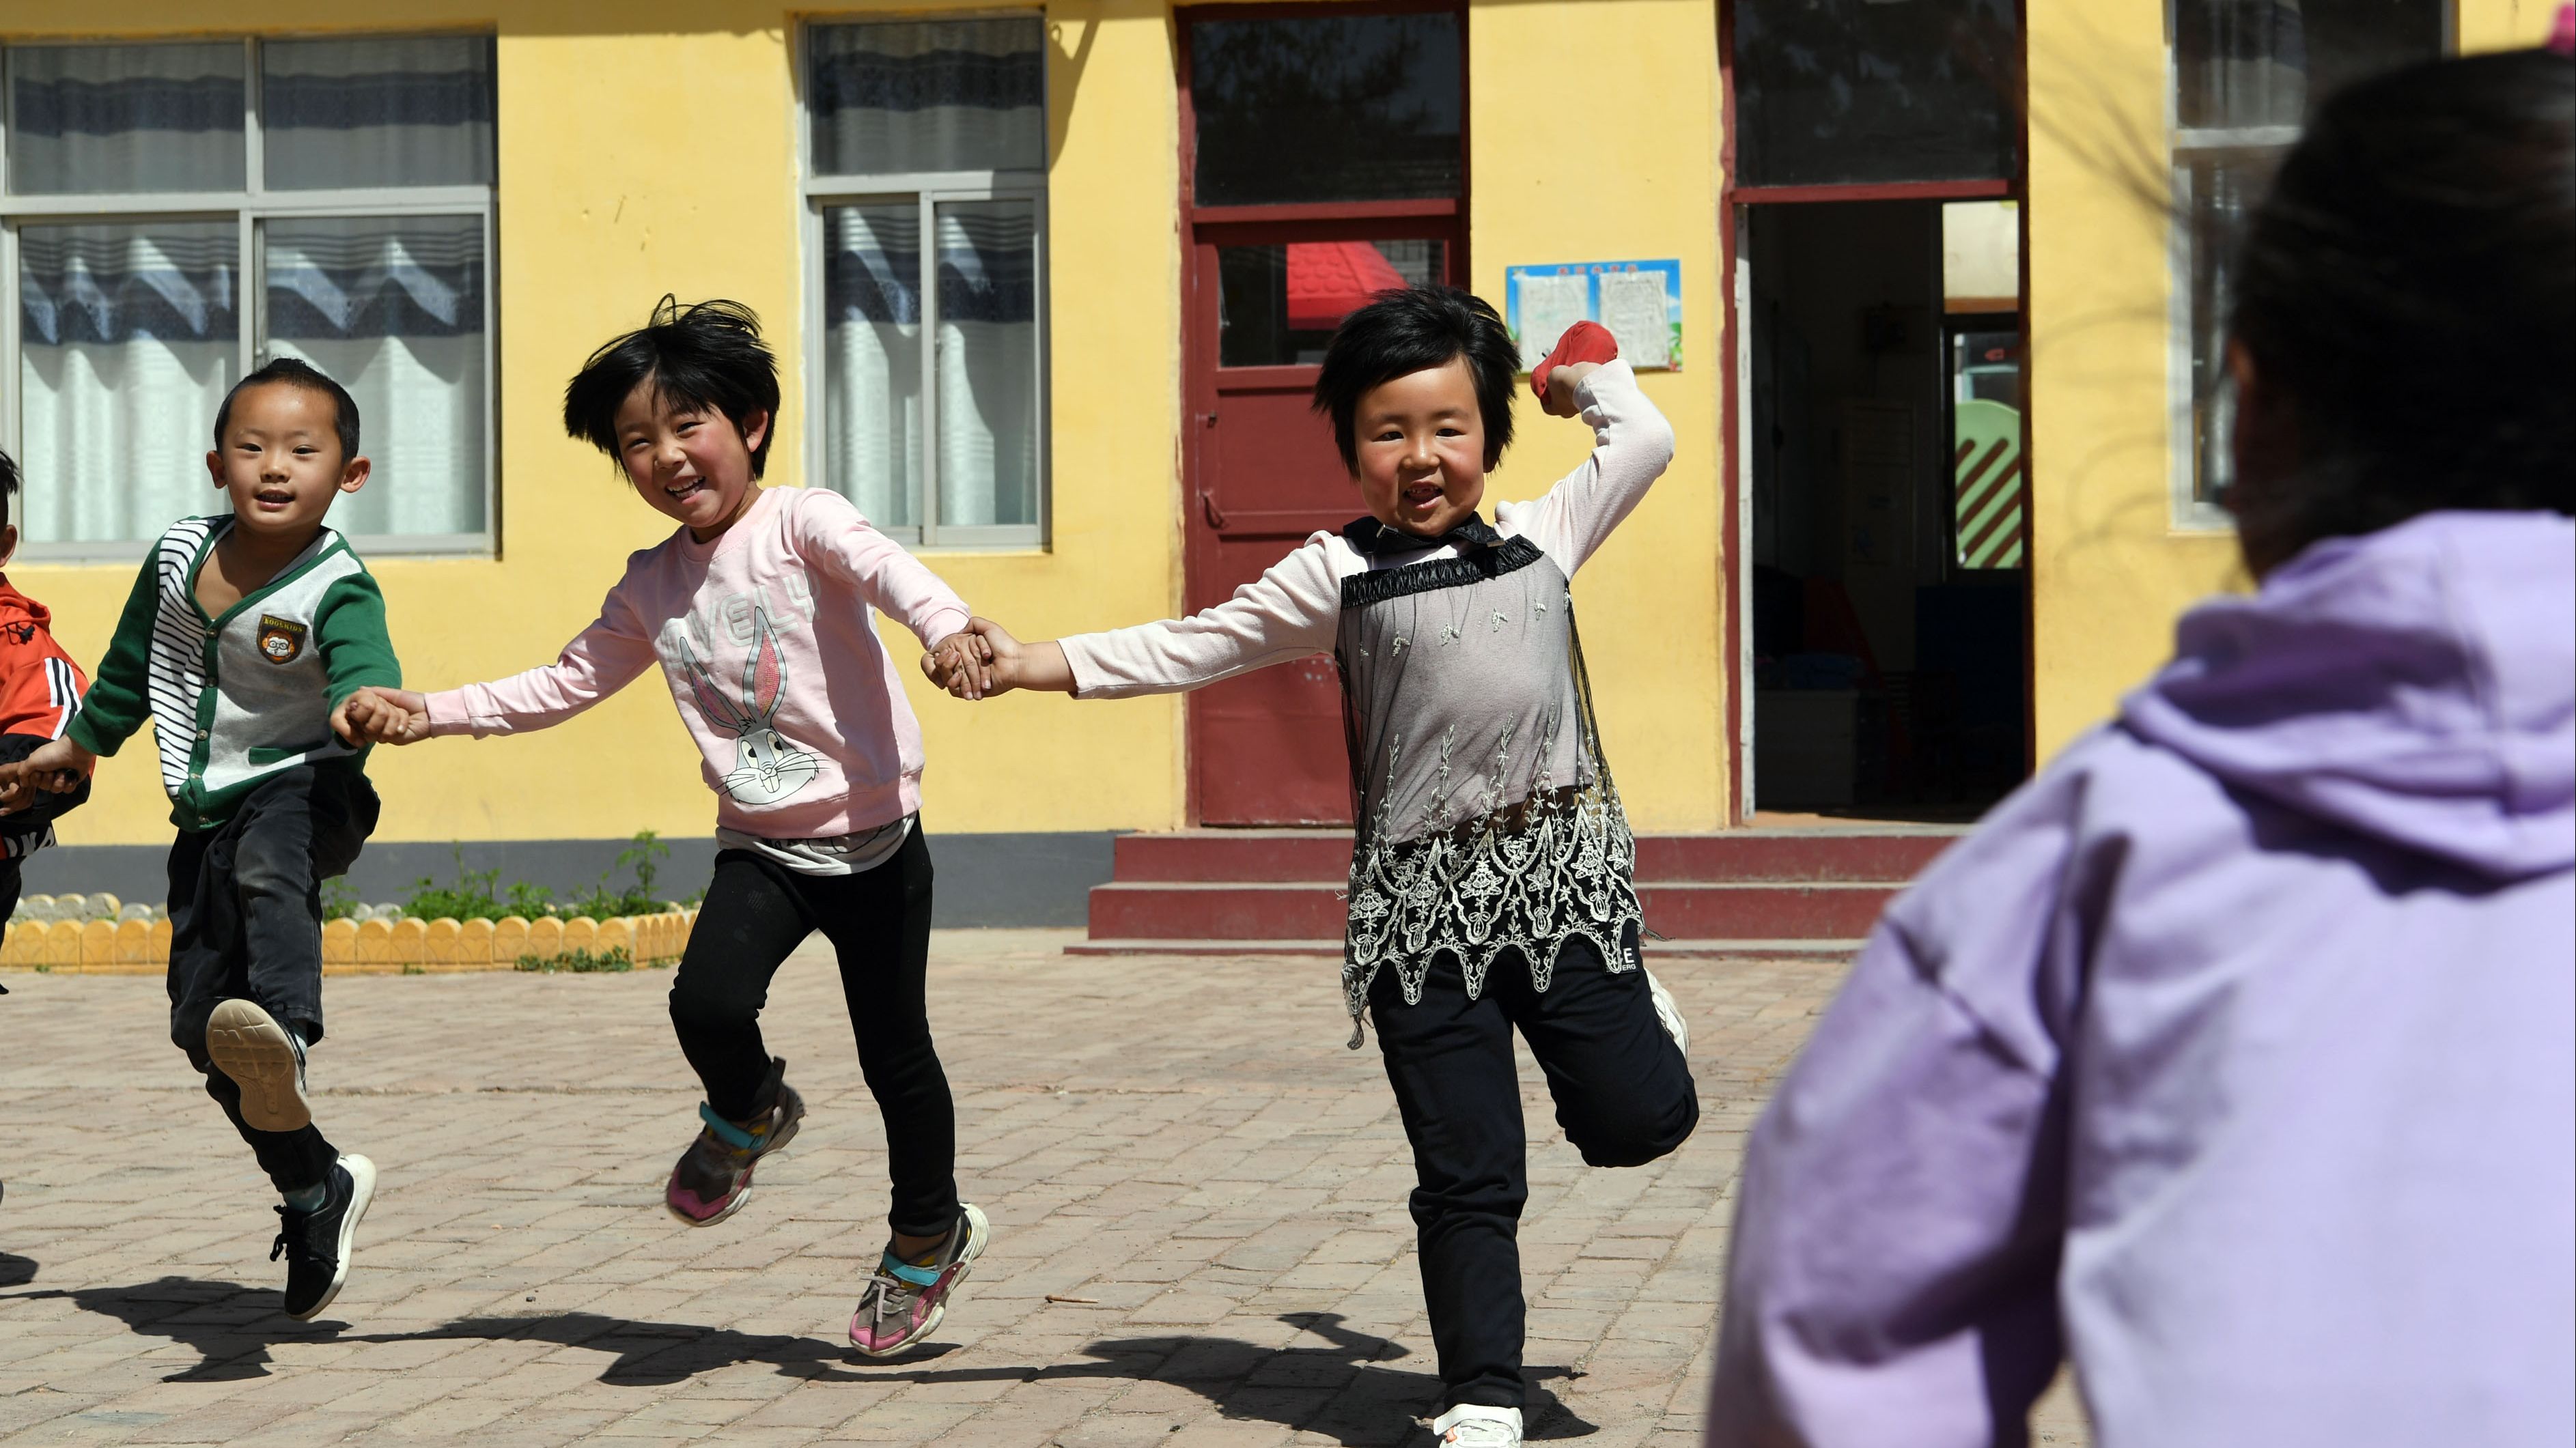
[1175,3,1468,825]
[1184,229,1458,823]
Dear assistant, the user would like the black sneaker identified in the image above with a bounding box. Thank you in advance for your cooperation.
[272,1154,376,1320]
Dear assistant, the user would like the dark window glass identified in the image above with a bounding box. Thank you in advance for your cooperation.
[1733,0,2017,187]
[808,18,1046,175]
[1219,240,1444,366]
[2173,0,2442,506]
[1190,14,1461,207]
[2177,0,2443,130]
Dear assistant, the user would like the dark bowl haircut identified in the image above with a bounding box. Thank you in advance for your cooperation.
[0,447,17,533]
[2226,48,2573,572]
[563,297,781,479]
[1312,286,1522,474]
[212,357,362,464]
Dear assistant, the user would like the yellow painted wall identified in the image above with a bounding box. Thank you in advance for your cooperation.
[2022,0,2558,763]
[1467,0,1728,831]
[2023,0,2239,763]
[2459,0,2565,51]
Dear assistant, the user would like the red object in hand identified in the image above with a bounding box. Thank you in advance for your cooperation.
[1532,320,1620,402]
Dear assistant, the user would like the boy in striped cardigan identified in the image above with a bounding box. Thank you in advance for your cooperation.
[0,359,400,1322]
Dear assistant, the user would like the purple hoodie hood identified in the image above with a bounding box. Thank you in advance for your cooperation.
[2121,510,2575,879]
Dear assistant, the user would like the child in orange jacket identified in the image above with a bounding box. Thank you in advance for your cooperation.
[0,449,92,935]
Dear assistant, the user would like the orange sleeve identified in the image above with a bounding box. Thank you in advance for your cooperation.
[0,629,86,740]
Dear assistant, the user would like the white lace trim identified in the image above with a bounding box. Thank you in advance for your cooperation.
[1339,749,1643,1049]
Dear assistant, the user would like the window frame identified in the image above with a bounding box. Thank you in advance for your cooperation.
[2163,1,2451,531]
[796,13,1052,552]
[0,32,499,564]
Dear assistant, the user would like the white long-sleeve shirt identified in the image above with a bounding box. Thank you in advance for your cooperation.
[1061,360,1676,696]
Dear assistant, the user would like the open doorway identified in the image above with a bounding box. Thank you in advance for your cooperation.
[1742,198,2028,819]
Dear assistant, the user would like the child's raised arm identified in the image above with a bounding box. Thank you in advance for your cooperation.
[1504,345,1679,579]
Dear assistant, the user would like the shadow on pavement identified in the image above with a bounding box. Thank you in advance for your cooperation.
[354,1312,887,1386]
[0,1253,35,1288]
[375,1308,1597,1443]
[36,1289,1597,1443]
[1054,1312,1595,1444]
[6,1276,350,1382]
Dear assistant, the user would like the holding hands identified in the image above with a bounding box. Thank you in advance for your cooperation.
[335,686,432,746]
[0,737,97,816]
[921,631,994,701]
[919,617,1067,702]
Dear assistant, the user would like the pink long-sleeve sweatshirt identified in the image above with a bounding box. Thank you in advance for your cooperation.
[423,485,969,840]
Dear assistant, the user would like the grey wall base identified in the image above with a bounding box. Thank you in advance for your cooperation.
[17,832,1117,929]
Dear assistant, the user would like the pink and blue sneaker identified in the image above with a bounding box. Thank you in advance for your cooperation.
[848,1203,990,1357]
[664,1057,805,1227]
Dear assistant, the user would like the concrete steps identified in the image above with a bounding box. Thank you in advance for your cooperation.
[1076,826,1962,955]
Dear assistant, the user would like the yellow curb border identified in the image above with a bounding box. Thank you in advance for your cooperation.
[0,909,698,976]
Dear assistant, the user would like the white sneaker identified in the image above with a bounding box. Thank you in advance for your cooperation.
[1432,1404,1523,1447]
[1644,969,1690,1052]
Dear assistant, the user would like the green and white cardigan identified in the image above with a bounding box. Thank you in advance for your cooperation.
[69,517,401,831]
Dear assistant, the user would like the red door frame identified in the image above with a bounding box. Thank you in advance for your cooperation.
[1713,1,2032,823]
[1174,0,1471,826]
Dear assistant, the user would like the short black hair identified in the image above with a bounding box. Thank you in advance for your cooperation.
[1311,286,1520,474]
[214,357,361,464]
[563,296,781,477]
[0,448,18,534]
[2225,48,2574,572]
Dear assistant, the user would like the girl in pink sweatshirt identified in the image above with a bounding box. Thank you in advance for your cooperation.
[342,298,995,1357]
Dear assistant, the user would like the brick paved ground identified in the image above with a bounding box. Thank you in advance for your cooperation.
[0,932,2088,1446]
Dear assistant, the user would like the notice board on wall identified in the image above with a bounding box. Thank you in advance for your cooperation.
[1504,259,1683,373]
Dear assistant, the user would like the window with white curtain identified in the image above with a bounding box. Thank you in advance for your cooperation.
[2168,0,2442,527]
[1,36,494,558]
[804,17,1046,548]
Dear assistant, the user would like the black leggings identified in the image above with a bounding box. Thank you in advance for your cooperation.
[1370,932,1700,1412]
[667,826,959,1239]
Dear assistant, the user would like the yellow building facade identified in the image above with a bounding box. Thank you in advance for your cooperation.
[0,1,2552,882]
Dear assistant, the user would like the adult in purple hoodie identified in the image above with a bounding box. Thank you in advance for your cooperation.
[1707,48,2575,1448]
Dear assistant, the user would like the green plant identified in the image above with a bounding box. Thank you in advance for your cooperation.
[404,846,509,923]
[382,834,679,926]
[402,963,425,976]
[503,880,557,920]
[515,946,634,974]
[561,832,671,922]
[320,877,363,922]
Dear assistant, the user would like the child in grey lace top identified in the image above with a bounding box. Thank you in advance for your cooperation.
[929,291,1697,1441]
[938,304,1676,1036]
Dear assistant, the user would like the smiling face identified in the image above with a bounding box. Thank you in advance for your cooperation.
[1351,358,1489,538]
[206,382,368,542]
[615,380,769,541]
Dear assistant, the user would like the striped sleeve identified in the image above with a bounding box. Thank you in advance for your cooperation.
[44,656,81,738]
[64,554,161,757]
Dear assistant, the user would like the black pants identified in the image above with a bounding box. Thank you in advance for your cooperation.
[1370,932,1699,1412]
[166,765,378,1196]
[668,825,960,1240]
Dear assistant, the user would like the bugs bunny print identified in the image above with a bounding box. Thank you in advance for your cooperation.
[677,604,820,805]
